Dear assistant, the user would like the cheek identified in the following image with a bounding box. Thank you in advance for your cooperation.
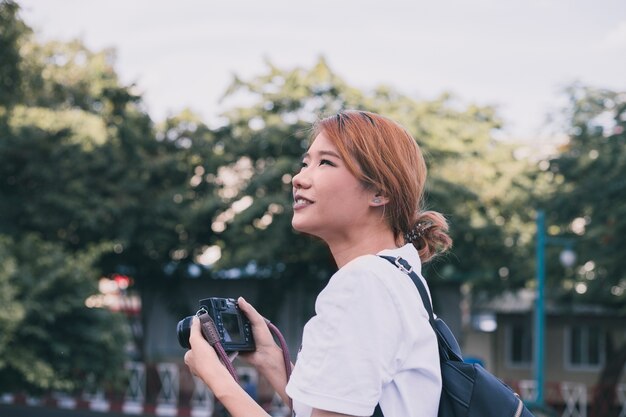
[331,186,371,213]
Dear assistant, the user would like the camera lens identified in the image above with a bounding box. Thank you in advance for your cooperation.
[177,316,194,349]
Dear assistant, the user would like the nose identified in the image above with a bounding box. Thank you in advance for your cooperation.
[292,169,310,190]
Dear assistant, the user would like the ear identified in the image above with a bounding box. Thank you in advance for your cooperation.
[369,193,389,207]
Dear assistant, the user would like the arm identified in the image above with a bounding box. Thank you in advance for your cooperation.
[184,316,269,417]
[237,297,293,406]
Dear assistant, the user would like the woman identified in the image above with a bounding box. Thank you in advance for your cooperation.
[184,110,452,417]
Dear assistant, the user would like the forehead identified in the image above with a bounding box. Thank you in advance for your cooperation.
[302,132,341,158]
[308,132,335,151]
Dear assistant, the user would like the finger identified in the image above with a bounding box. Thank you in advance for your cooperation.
[190,315,200,336]
[237,297,265,325]
[189,316,206,347]
[238,297,274,343]
[188,317,220,363]
[191,315,199,328]
[184,350,196,375]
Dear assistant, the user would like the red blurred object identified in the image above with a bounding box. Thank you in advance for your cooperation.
[113,274,132,290]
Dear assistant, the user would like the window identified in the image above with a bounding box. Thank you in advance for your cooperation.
[506,322,533,367]
[565,325,605,370]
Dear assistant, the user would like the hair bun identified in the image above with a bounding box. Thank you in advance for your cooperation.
[409,211,452,262]
[404,221,433,243]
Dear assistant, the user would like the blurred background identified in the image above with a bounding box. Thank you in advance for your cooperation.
[1,1,625,416]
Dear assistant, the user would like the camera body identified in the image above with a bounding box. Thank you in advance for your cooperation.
[177,297,255,352]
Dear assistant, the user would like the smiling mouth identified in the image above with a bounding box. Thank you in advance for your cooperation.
[293,197,313,209]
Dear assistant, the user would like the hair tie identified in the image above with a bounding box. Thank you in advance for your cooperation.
[404,221,432,243]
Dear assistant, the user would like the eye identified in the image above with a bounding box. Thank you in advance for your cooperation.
[320,159,335,167]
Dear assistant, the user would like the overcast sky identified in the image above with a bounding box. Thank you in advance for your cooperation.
[17,0,626,141]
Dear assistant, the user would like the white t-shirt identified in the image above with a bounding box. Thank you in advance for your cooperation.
[285,244,441,417]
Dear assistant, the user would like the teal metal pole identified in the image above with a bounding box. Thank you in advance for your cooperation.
[534,210,546,406]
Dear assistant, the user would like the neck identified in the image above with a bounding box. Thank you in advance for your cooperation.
[326,226,399,268]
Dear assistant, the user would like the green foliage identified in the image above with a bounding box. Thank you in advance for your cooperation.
[18,38,127,115]
[0,234,128,393]
[1,2,560,395]
[544,85,626,309]
[0,4,226,364]
[0,2,136,392]
[208,58,534,318]
[0,0,28,110]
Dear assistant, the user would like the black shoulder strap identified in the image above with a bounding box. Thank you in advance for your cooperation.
[380,255,463,362]
[379,255,436,325]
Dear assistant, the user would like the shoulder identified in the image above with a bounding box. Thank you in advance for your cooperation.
[320,248,432,324]
[313,254,410,322]
[324,254,396,296]
[342,253,393,277]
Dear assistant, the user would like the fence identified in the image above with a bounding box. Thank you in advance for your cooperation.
[0,361,290,417]
[2,364,625,417]
[514,379,626,417]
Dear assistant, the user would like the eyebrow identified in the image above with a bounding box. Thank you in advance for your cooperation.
[301,150,342,160]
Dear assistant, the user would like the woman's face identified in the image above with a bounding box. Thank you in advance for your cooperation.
[291,132,375,243]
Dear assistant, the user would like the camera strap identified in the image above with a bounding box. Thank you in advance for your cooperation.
[265,318,294,383]
[265,318,294,414]
[197,312,240,383]
[197,311,294,416]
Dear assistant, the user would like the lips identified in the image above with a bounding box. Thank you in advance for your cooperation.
[293,193,314,209]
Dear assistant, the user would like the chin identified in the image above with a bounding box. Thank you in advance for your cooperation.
[291,218,307,233]
[291,219,320,239]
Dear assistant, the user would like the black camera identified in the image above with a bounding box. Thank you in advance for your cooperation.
[177,297,255,352]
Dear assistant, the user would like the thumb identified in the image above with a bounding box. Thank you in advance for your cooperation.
[238,297,264,325]
[238,297,274,342]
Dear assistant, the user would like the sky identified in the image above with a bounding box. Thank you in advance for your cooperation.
[17,0,626,141]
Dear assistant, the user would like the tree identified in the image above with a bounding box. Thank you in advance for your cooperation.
[205,58,534,320]
[0,234,128,393]
[0,3,223,369]
[543,84,626,417]
[0,2,204,370]
[0,2,139,390]
[545,85,626,306]
[0,0,27,111]
[1,3,538,393]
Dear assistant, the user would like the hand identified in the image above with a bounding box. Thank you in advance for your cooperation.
[184,316,271,417]
[237,297,285,373]
[238,297,293,407]
[184,316,228,384]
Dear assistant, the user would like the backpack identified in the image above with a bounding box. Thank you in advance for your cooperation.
[373,255,535,417]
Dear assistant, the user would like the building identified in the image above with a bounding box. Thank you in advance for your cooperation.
[464,288,626,412]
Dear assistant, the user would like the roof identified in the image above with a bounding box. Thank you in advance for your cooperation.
[473,289,626,317]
